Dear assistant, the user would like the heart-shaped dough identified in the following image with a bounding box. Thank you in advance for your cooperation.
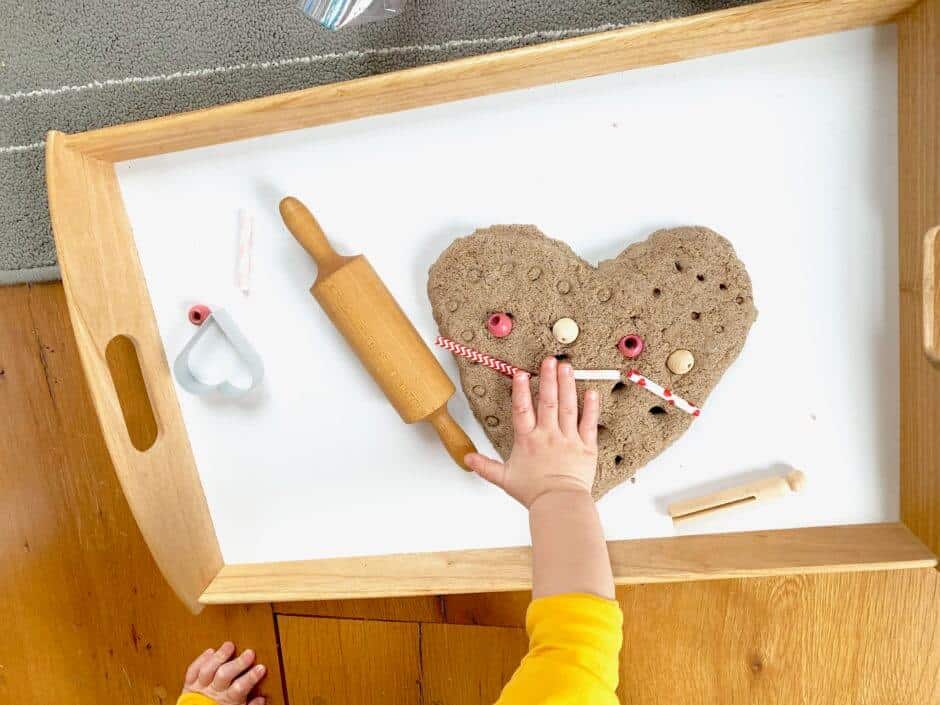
[428,225,757,497]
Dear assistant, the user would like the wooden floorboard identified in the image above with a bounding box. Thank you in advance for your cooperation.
[421,623,528,705]
[614,571,940,704]
[3,281,940,704]
[278,616,421,705]
[443,591,532,628]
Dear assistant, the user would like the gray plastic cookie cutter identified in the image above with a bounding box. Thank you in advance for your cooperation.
[173,307,264,398]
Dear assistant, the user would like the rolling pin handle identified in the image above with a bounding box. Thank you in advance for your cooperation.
[427,405,477,471]
[279,196,346,276]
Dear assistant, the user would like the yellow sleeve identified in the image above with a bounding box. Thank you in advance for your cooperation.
[177,694,218,705]
[495,593,623,705]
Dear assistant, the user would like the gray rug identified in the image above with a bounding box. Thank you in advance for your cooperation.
[0,0,757,285]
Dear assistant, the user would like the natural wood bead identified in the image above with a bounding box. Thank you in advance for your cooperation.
[667,349,695,374]
[552,317,580,344]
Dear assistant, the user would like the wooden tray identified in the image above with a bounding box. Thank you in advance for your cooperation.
[46,0,940,614]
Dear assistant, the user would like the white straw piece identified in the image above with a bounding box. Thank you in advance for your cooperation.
[236,209,253,294]
[573,369,621,381]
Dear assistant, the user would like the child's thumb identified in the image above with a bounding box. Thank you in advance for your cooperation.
[464,453,506,488]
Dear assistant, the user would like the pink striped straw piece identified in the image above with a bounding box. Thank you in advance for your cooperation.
[434,336,528,377]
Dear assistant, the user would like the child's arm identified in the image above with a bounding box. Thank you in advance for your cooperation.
[177,642,267,705]
[465,357,622,704]
[466,356,615,599]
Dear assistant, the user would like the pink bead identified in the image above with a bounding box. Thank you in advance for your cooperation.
[617,334,644,358]
[486,312,513,338]
[188,304,211,326]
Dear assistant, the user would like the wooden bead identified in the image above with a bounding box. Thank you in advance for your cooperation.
[187,304,211,326]
[486,312,513,338]
[618,334,644,359]
[667,349,695,374]
[552,317,580,344]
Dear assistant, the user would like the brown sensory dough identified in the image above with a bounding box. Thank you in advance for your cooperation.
[428,225,757,498]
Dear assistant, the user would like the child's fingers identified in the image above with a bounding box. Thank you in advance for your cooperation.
[510,372,536,435]
[212,648,256,690]
[228,664,266,701]
[578,390,600,447]
[557,363,578,436]
[536,357,559,430]
[465,453,506,489]
[197,641,235,686]
[185,649,215,686]
[247,697,266,705]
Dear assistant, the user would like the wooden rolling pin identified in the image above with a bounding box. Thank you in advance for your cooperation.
[668,469,806,523]
[279,196,476,470]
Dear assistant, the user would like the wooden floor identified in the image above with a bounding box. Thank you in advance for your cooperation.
[2,281,940,704]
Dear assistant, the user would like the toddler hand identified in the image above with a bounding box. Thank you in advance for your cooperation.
[465,357,600,507]
[181,642,267,705]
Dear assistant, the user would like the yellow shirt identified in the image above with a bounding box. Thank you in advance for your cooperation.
[177,593,622,705]
[496,593,623,704]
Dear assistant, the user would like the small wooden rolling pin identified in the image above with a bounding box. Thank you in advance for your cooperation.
[279,196,476,470]
[668,470,806,523]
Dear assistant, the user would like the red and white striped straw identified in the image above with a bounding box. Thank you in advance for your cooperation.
[434,336,701,417]
[434,336,529,378]
[625,369,701,417]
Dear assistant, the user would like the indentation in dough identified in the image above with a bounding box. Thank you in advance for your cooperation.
[596,287,612,302]
[472,385,486,397]
[461,329,475,342]
[556,280,571,294]
[528,266,542,281]
[485,415,500,427]
[446,299,460,312]
[500,262,515,276]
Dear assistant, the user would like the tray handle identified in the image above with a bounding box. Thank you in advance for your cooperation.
[45,132,223,612]
[924,227,940,366]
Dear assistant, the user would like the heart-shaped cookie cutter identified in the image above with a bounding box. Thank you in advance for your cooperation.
[173,306,264,398]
